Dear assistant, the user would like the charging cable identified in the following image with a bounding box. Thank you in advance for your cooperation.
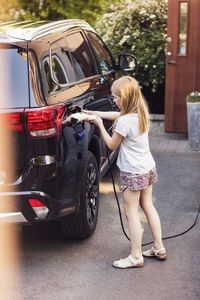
[106,147,200,246]
[66,111,200,244]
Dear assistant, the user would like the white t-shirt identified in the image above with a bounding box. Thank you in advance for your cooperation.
[115,113,155,175]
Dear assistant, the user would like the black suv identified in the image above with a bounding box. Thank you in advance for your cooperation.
[0,20,136,239]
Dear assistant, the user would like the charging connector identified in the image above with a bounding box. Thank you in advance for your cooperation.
[63,109,96,141]
[63,112,96,124]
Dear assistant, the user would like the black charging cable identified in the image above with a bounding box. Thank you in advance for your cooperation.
[106,147,200,246]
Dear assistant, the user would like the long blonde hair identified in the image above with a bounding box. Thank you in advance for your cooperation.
[111,76,150,134]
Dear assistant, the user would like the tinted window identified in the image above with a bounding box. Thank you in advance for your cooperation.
[0,47,29,108]
[52,55,68,84]
[42,38,76,96]
[43,56,61,95]
[66,32,97,80]
[86,32,113,73]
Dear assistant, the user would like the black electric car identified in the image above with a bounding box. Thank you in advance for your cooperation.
[0,20,137,239]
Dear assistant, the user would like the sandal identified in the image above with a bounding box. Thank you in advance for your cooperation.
[143,246,167,260]
[113,255,144,269]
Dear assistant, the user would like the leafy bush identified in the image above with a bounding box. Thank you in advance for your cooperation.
[0,0,112,27]
[186,91,200,103]
[96,0,168,94]
[0,0,19,21]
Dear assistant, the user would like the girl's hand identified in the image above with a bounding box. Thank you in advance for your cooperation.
[84,111,122,150]
[86,115,103,128]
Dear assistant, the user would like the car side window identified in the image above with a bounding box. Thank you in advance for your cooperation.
[42,38,76,95]
[86,31,114,73]
[0,47,29,108]
[43,56,61,95]
[65,32,97,80]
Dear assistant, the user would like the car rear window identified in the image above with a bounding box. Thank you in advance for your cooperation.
[0,46,29,108]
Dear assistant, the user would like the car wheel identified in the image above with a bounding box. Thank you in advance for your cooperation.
[60,151,99,239]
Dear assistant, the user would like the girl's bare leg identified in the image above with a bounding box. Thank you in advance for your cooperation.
[123,188,143,259]
[140,184,165,253]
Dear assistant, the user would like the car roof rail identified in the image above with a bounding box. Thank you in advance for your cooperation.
[0,19,94,41]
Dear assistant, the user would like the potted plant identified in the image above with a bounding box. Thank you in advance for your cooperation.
[186,91,200,151]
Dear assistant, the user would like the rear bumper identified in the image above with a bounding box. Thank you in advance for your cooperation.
[0,212,28,223]
[0,190,77,224]
[0,190,52,224]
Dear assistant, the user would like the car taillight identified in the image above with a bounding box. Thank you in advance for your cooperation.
[0,109,24,131]
[0,104,65,137]
[25,104,65,137]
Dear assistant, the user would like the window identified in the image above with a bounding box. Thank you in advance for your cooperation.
[179,2,188,55]
[43,56,61,95]
[50,38,75,84]
[86,32,114,73]
[0,47,29,108]
[65,32,97,80]
[43,38,76,95]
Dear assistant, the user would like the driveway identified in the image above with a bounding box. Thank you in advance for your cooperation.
[7,150,200,300]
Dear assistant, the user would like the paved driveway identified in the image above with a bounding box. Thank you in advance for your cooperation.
[9,150,200,300]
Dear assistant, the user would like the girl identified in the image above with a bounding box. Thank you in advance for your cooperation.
[84,76,167,269]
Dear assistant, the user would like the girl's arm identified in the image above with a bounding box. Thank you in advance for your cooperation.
[87,116,122,150]
[82,109,120,121]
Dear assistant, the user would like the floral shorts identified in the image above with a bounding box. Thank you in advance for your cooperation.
[119,167,158,191]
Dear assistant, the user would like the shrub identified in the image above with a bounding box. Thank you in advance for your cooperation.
[96,0,168,95]
[186,91,200,103]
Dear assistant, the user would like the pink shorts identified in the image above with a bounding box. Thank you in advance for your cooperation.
[119,167,158,191]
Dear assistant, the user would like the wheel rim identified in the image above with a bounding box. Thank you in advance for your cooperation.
[86,162,98,227]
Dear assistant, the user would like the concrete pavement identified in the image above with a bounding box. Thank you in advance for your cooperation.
[95,117,200,300]
[14,116,200,300]
[149,114,189,153]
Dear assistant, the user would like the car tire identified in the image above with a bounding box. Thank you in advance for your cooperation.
[60,151,99,239]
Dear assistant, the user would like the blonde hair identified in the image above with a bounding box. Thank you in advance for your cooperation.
[111,76,150,134]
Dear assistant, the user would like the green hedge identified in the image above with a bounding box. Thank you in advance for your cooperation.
[96,0,168,97]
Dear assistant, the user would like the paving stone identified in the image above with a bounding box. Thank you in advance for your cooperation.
[149,118,193,153]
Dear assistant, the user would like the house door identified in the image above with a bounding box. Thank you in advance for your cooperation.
[165,0,200,132]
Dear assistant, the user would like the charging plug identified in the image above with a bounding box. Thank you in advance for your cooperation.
[63,112,96,124]
[63,112,96,141]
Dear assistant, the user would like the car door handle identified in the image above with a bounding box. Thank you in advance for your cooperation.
[168,60,176,64]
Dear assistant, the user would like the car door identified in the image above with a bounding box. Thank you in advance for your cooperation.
[63,30,116,164]
[83,30,119,169]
